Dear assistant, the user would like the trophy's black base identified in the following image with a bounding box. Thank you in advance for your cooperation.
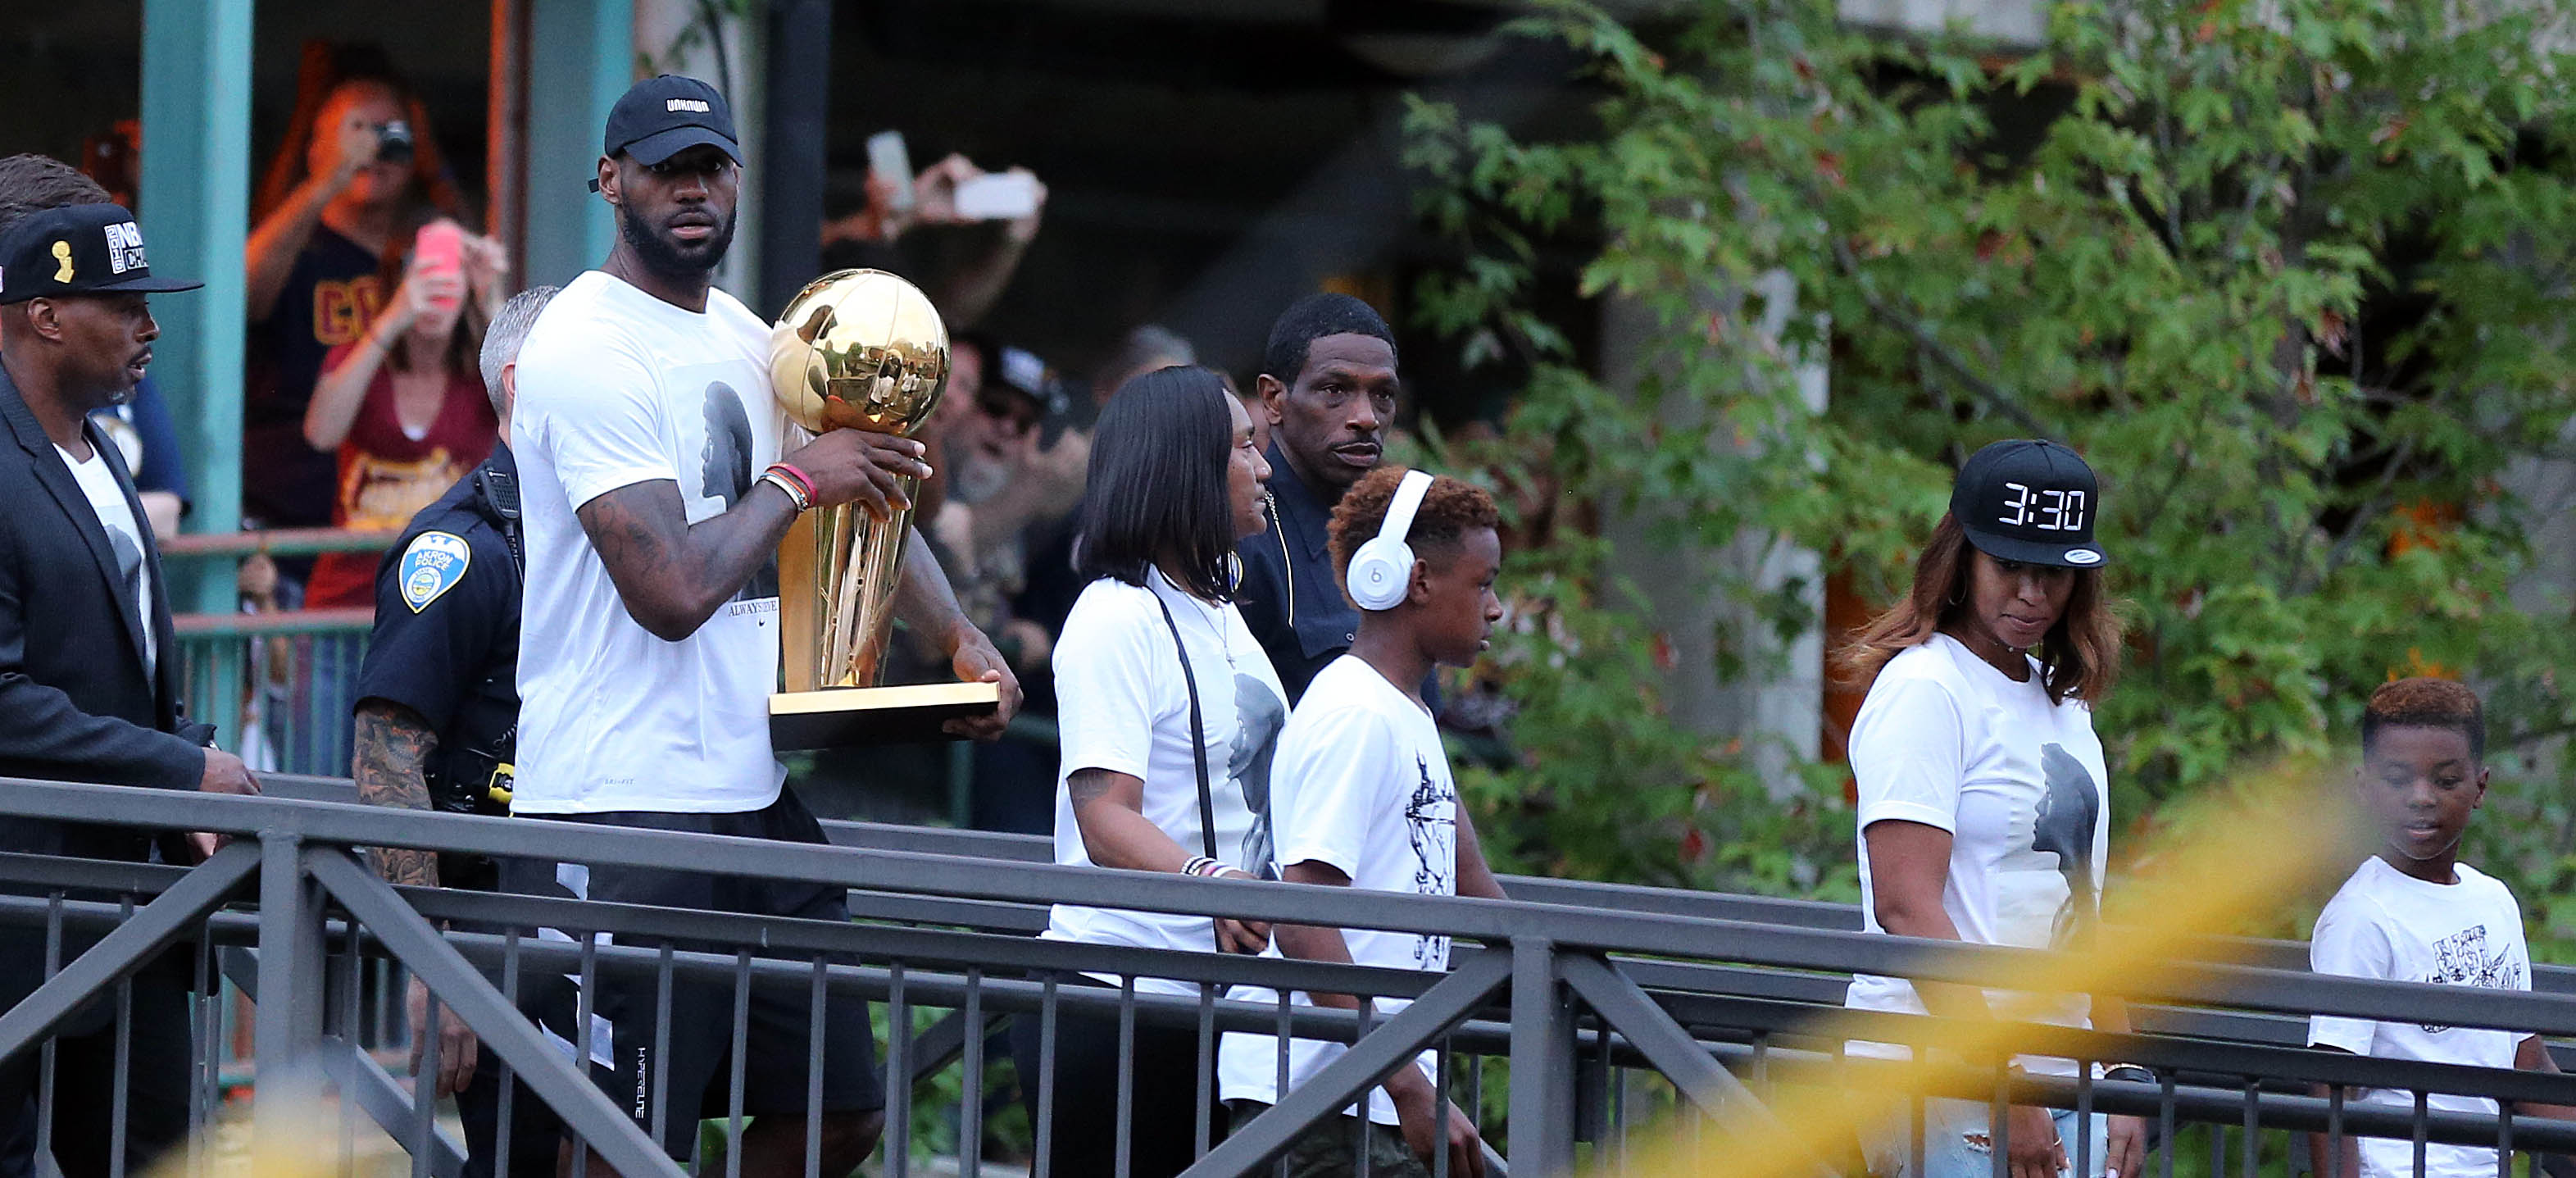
[769,681,1004,751]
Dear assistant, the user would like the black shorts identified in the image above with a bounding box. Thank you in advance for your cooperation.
[1008,972,1224,1178]
[500,789,884,1158]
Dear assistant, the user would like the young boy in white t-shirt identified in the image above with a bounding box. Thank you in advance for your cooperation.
[1217,466,1508,1178]
[2308,677,2574,1178]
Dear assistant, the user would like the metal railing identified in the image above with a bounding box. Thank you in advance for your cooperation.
[3,774,2574,1178]
[162,528,396,779]
[173,609,370,780]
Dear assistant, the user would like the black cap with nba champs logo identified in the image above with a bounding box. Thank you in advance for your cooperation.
[0,203,202,304]
[1951,439,2107,568]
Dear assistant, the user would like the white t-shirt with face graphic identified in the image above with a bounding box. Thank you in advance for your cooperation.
[1044,569,1289,995]
[2310,857,2531,1178]
[1845,632,2111,1071]
[510,270,788,814]
[1216,654,1459,1126]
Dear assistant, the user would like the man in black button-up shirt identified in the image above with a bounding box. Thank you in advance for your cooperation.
[1236,293,1414,704]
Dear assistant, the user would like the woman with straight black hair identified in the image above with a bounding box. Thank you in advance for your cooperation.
[1011,364,1288,1176]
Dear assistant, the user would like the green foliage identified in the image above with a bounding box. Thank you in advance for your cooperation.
[1409,0,2576,947]
[844,1001,1024,1167]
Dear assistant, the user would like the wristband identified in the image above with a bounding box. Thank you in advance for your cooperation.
[2100,1063,2155,1085]
[769,462,820,504]
[757,469,812,512]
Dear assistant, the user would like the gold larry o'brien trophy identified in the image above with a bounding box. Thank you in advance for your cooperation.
[766,269,1002,750]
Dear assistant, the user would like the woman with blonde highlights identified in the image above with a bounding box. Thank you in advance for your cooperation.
[1840,440,2142,1178]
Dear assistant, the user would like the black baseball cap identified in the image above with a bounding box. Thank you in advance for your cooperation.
[0,203,201,305]
[1951,439,2107,568]
[602,75,741,169]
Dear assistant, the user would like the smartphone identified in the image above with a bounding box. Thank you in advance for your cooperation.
[867,130,915,212]
[953,171,1039,221]
[413,221,464,312]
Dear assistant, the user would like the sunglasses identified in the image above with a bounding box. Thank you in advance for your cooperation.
[976,397,1038,432]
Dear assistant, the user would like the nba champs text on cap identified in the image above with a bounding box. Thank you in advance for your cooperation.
[0,202,202,305]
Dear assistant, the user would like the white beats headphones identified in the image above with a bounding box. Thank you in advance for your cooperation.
[1347,469,1434,612]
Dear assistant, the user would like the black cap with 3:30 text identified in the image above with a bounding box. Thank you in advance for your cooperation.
[1950,439,2108,568]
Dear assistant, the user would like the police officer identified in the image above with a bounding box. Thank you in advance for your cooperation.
[347,284,558,1178]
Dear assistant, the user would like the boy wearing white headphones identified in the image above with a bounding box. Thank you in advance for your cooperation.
[1215,465,1508,1178]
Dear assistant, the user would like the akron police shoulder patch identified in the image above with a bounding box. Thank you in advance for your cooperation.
[398,531,473,614]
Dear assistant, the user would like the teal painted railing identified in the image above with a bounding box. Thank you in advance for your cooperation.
[163,529,395,779]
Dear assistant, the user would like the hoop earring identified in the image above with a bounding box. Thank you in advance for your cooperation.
[1224,551,1243,595]
[1945,586,1964,607]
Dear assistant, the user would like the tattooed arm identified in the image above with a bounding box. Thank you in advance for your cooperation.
[352,699,441,889]
[575,430,933,642]
[1065,766,1270,953]
[356,697,488,1098]
[576,480,800,642]
[1063,768,1188,874]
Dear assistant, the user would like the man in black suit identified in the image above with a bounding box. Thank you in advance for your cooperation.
[0,166,259,1178]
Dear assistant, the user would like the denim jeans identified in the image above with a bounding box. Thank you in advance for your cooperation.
[1868,1098,2115,1178]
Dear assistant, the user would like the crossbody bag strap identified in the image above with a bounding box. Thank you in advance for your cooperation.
[1150,589,1220,863]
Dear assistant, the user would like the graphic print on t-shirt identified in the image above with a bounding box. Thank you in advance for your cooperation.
[1403,753,1459,967]
[1992,739,2102,952]
[341,447,466,528]
[101,518,145,613]
[2419,925,2525,1033]
[2032,742,2101,945]
[1229,672,1288,879]
[57,443,157,669]
[698,381,778,601]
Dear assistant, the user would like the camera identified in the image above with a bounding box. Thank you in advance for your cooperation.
[375,120,414,166]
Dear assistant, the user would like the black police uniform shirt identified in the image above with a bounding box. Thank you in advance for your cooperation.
[352,444,521,815]
[1234,445,1438,710]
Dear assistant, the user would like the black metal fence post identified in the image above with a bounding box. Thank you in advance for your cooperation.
[253,833,326,1148]
[1509,938,1573,1176]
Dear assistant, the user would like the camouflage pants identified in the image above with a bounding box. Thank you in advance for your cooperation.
[1229,1102,1431,1178]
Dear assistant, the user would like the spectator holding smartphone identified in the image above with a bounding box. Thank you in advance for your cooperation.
[243,46,465,531]
[819,147,1047,330]
[1011,365,1287,1178]
[298,216,507,607]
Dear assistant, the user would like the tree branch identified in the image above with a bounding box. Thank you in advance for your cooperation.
[1823,221,2047,434]
[2307,433,2418,593]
